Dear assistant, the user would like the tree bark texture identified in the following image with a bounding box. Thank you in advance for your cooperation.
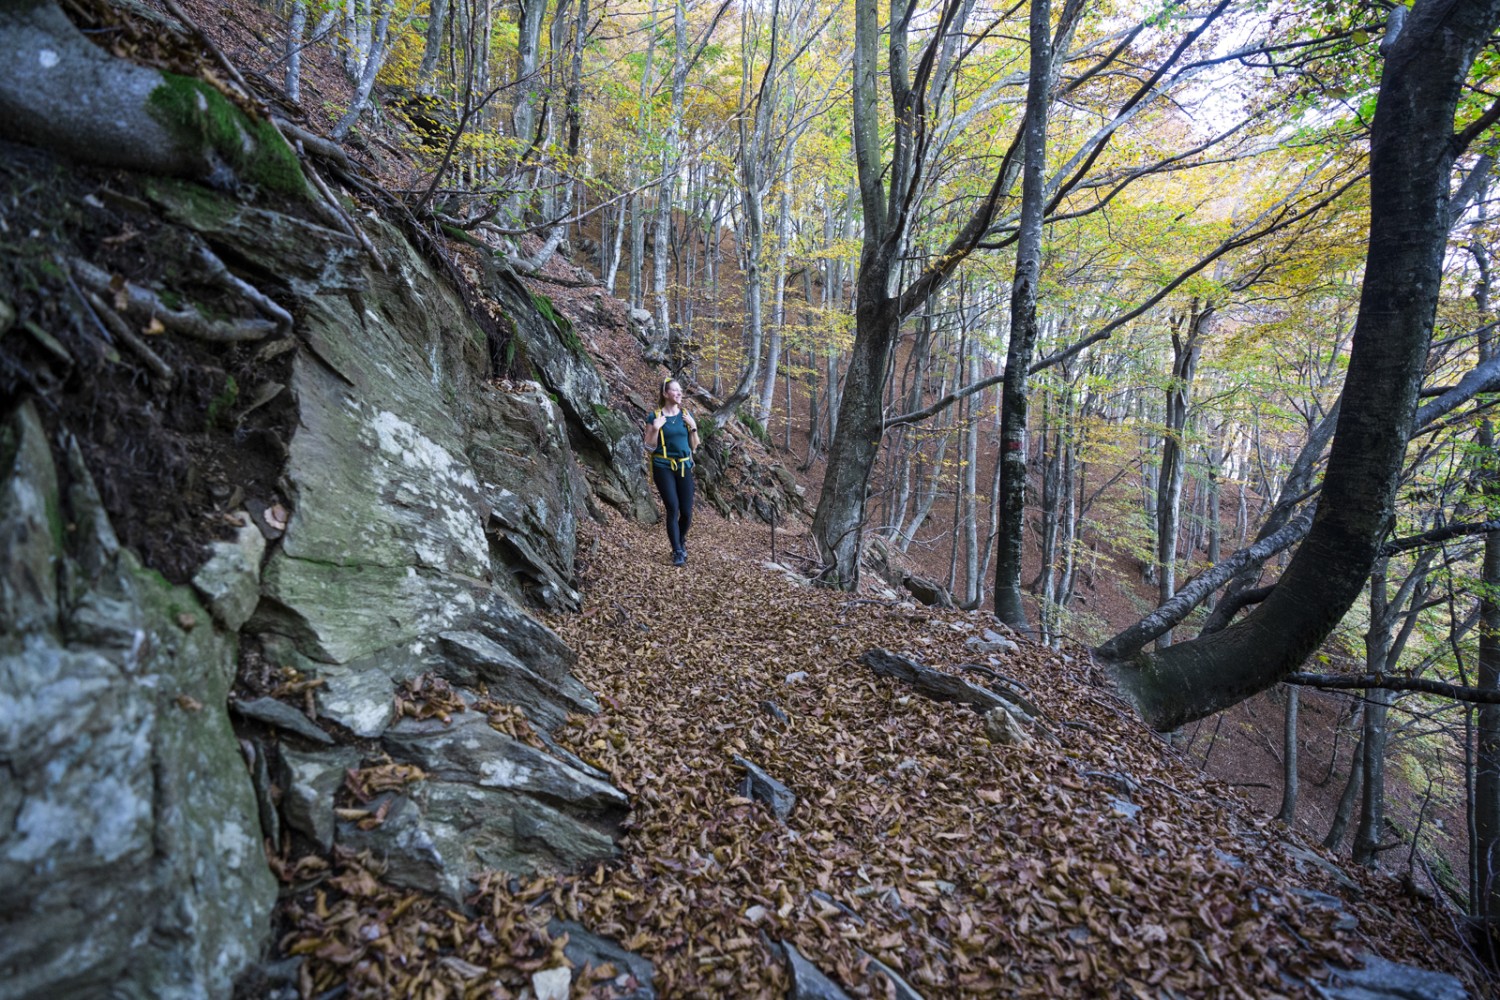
[1103,0,1500,730]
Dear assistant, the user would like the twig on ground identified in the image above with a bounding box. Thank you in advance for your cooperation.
[192,242,293,331]
[85,291,173,382]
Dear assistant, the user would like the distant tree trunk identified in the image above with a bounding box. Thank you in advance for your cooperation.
[652,0,686,358]
[962,351,982,606]
[1353,686,1394,866]
[1155,302,1211,647]
[1277,685,1299,824]
[626,0,658,310]
[419,0,449,81]
[1323,728,1365,850]
[331,1,392,141]
[286,0,307,103]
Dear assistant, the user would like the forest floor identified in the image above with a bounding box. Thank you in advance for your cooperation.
[281,506,1481,998]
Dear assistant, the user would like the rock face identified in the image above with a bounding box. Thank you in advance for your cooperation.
[0,402,276,999]
[3,172,643,992]
[487,267,656,523]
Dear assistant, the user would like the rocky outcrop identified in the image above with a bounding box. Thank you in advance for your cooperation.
[0,402,276,999]
[4,160,649,993]
[487,267,656,523]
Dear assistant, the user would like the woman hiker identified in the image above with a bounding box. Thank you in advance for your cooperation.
[644,378,699,566]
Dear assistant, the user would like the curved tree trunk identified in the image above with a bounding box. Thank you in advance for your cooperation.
[1101,0,1500,731]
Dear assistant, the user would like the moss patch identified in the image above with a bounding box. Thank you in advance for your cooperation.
[529,291,586,355]
[146,74,308,198]
[206,375,240,430]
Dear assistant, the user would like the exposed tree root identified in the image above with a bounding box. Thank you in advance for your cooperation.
[84,291,174,382]
[70,258,277,343]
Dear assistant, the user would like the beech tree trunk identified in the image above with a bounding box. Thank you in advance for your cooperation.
[992,0,1052,632]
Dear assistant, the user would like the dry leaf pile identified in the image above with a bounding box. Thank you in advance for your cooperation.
[280,509,1475,998]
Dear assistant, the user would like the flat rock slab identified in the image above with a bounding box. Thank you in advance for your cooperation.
[551,920,655,999]
[781,942,852,1000]
[1324,952,1466,1000]
[382,712,626,815]
[231,696,334,746]
[734,756,795,821]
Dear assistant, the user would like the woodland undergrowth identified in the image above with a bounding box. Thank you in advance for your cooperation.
[277,508,1476,999]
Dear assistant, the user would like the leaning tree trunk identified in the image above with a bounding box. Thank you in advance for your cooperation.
[1099,0,1500,730]
[1,0,307,197]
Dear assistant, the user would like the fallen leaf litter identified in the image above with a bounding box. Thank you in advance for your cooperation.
[277,507,1475,998]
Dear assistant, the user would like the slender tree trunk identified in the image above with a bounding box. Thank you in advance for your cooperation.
[1323,728,1365,850]
[286,0,307,102]
[419,0,449,82]
[992,0,1052,631]
[1353,686,1394,866]
[1277,685,1299,824]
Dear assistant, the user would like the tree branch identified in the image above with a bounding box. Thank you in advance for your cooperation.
[1286,673,1500,704]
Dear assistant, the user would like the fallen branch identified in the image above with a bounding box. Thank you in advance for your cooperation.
[84,291,173,382]
[70,258,277,342]
[861,648,1048,727]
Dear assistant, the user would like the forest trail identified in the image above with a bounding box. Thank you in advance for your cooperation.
[282,506,1468,997]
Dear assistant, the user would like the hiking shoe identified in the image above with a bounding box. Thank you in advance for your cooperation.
[672,550,686,567]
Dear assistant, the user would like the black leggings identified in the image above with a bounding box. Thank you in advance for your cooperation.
[652,464,695,552]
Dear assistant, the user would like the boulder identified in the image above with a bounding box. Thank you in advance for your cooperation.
[902,573,954,608]
[337,781,617,904]
[381,712,626,816]
[192,513,266,631]
[438,630,599,729]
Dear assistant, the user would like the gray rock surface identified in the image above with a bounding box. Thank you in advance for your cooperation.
[381,712,626,815]
[338,780,617,903]
[857,950,925,1000]
[192,514,265,631]
[734,756,797,821]
[279,746,360,852]
[232,695,334,745]
[1323,952,1467,1000]
[781,942,853,1000]
[439,629,598,728]
[552,920,656,999]
[488,268,655,522]
[0,403,275,1000]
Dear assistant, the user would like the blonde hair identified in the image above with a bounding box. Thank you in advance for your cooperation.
[658,379,679,408]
